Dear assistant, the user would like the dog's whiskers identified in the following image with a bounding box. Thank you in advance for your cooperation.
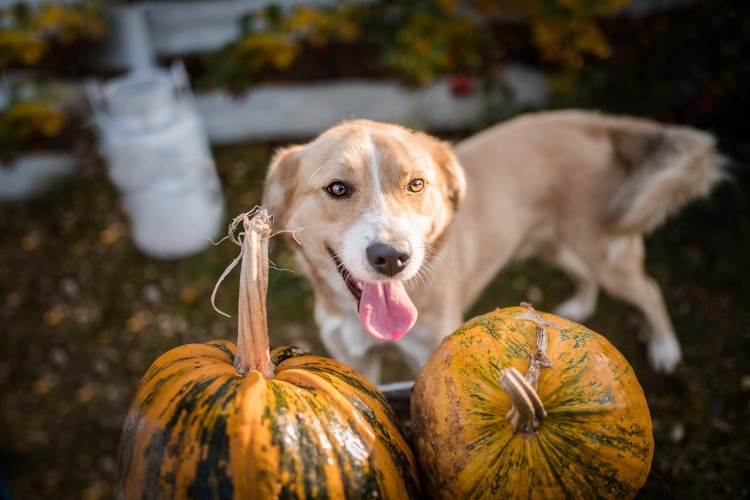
[406,249,439,294]
[424,243,461,282]
[413,245,442,292]
[310,254,339,295]
[414,269,432,294]
[417,264,438,292]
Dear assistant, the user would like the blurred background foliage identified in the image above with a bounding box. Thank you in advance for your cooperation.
[0,0,749,498]
[0,0,105,69]
[0,97,66,162]
[199,0,631,90]
[0,0,104,163]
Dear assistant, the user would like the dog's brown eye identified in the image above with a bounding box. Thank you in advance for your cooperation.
[408,178,425,193]
[326,181,349,197]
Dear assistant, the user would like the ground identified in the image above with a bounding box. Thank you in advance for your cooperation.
[0,125,747,498]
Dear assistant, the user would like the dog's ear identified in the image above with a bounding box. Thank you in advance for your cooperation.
[416,131,467,210]
[262,145,302,229]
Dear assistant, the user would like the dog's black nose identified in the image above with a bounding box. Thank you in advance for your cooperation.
[367,242,411,277]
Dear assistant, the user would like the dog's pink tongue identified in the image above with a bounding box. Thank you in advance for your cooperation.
[358,281,417,341]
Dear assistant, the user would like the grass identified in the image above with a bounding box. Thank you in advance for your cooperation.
[0,120,748,498]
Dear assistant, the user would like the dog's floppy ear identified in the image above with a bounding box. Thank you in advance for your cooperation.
[416,131,467,210]
[262,145,303,229]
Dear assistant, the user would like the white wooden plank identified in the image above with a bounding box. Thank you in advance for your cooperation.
[193,78,486,143]
[142,0,338,56]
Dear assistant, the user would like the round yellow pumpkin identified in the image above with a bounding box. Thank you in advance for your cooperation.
[116,210,420,499]
[410,305,653,499]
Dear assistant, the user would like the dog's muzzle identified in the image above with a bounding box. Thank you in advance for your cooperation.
[366,242,412,277]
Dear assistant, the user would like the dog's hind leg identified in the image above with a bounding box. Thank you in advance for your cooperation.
[542,244,600,323]
[592,235,681,373]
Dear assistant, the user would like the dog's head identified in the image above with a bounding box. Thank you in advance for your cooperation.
[263,119,466,341]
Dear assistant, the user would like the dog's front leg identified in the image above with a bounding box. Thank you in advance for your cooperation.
[397,298,464,376]
[315,305,384,382]
[395,329,440,377]
[325,342,384,383]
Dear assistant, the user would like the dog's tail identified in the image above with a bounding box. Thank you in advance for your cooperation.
[605,121,725,233]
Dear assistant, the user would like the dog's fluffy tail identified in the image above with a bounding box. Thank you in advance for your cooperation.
[606,122,725,233]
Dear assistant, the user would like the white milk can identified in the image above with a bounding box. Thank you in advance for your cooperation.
[88,62,224,259]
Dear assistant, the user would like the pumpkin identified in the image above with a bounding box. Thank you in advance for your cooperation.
[116,209,420,499]
[410,304,653,499]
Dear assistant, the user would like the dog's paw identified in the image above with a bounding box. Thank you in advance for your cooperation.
[553,298,595,323]
[648,335,682,373]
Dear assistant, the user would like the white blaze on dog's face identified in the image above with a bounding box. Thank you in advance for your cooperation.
[263,120,466,342]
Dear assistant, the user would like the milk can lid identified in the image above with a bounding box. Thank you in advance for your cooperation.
[104,68,177,132]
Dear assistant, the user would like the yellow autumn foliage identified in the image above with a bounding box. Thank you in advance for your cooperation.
[286,6,360,46]
[0,1,104,69]
[1,100,66,141]
[211,0,636,88]
[233,33,300,72]
[33,4,106,44]
[0,30,45,66]
[532,19,612,68]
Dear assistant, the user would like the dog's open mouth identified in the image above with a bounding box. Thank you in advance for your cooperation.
[329,248,418,342]
[330,250,363,304]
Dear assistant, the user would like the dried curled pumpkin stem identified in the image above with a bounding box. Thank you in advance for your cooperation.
[501,302,561,435]
[234,209,274,378]
[211,208,275,378]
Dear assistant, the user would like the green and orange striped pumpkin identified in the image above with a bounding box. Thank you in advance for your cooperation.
[116,342,419,498]
[410,305,653,499]
[116,210,420,499]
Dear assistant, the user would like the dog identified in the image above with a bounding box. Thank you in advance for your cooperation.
[262,110,723,382]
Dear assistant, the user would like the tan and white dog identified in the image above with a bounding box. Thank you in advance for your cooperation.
[263,110,722,382]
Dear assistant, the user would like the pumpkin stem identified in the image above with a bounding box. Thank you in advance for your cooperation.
[234,209,274,379]
[501,303,562,436]
[500,368,547,436]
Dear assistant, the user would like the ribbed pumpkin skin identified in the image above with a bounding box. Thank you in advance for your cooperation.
[411,306,653,499]
[117,341,420,499]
